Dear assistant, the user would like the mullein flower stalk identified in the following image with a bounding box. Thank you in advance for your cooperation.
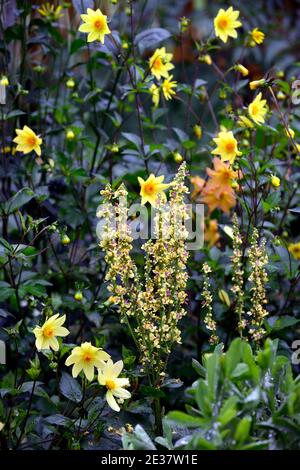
[231,213,246,337]
[98,164,189,381]
[247,228,269,342]
[201,263,218,345]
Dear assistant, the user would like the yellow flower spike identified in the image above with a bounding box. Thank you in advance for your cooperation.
[270,175,281,188]
[13,125,42,156]
[79,8,111,44]
[149,47,174,81]
[138,173,171,206]
[162,75,177,101]
[248,93,268,125]
[65,342,110,382]
[285,127,295,139]
[149,83,160,107]
[0,75,9,86]
[214,7,242,43]
[250,28,265,45]
[98,359,131,412]
[249,78,266,90]
[211,130,241,164]
[33,314,69,351]
[236,64,249,77]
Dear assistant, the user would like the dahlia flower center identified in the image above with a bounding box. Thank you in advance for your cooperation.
[43,326,54,338]
[144,182,155,194]
[94,18,104,31]
[106,379,116,390]
[218,17,228,30]
[83,353,93,362]
[225,141,235,153]
[27,135,37,147]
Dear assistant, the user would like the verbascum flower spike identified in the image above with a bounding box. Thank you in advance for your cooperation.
[230,214,246,337]
[201,263,218,345]
[248,228,269,342]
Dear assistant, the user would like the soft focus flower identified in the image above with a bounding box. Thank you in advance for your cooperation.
[270,175,280,188]
[13,126,42,156]
[38,3,63,21]
[288,242,300,260]
[249,78,266,90]
[236,64,249,77]
[1,145,16,155]
[214,7,242,43]
[0,75,9,86]
[79,8,111,44]
[248,92,267,125]
[201,188,236,214]
[162,75,177,101]
[193,124,202,139]
[65,342,110,381]
[204,219,220,247]
[138,174,171,206]
[98,359,131,412]
[206,157,238,196]
[66,129,75,140]
[33,314,69,351]
[285,127,295,139]
[149,47,174,80]
[211,130,241,164]
[191,176,206,199]
[66,78,75,88]
[250,28,265,45]
[149,83,160,107]
[237,115,254,128]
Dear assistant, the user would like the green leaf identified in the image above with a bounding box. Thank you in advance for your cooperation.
[140,385,165,399]
[234,416,252,445]
[70,38,86,54]
[166,411,205,428]
[2,188,35,215]
[231,363,250,379]
[192,358,206,377]
[59,372,82,403]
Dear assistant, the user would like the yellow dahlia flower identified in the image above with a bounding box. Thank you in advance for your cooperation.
[149,47,174,80]
[288,242,300,260]
[98,359,131,412]
[214,7,242,43]
[248,92,267,125]
[138,173,171,206]
[250,28,265,45]
[211,130,242,164]
[33,314,69,351]
[162,75,177,101]
[78,8,111,44]
[13,126,42,156]
[65,342,110,381]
